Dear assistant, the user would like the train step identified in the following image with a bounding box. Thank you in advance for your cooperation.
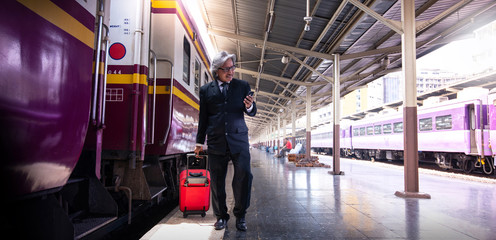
[74,216,116,239]
[61,176,118,239]
[114,158,168,201]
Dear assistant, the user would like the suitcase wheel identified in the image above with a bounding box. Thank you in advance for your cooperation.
[201,212,206,217]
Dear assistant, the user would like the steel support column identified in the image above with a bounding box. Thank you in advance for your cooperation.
[292,104,296,147]
[272,125,275,149]
[283,118,287,144]
[277,115,281,155]
[332,54,344,175]
[395,0,430,199]
[269,124,272,148]
[306,87,312,160]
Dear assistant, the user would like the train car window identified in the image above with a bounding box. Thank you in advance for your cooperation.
[470,108,476,130]
[183,37,191,85]
[383,123,392,134]
[436,115,452,130]
[419,118,432,131]
[194,59,201,95]
[366,126,373,135]
[393,122,403,133]
[360,127,365,136]
[374,125,381,135]
[353,128,359,136]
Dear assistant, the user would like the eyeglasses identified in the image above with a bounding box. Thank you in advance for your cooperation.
[218,65,236,72]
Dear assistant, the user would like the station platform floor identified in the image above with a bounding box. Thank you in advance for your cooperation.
[141,149,496,240]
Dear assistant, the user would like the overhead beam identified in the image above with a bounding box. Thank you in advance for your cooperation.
[210,26,429,66]
[256,101,287,109]
[282,51,334,85]
[257,91,293,101]
[231,0,242,79]
[236,67,326,86]
[271,80,306,101]
[257,109,278,116]
[416,0,471,34]
[208,28,334,61]
[254,0,277,99]
[260,93,289,109]
[348,0,403,34]
[341,45,401,60]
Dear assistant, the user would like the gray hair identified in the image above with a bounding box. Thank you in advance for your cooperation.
[210,51,236,80]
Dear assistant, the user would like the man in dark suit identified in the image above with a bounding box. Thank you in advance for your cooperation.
[194,51,256,231]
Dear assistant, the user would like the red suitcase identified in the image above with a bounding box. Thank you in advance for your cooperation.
[179,154,210,217]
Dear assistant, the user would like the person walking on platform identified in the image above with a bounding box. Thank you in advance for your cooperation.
[194,51,257,231]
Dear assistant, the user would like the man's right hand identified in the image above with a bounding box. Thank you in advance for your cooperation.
[194,146,203,156]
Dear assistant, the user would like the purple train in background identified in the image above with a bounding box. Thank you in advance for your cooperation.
[1,0,211,239]
[310,87,496,175]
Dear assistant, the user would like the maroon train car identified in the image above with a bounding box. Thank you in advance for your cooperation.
[1,0,117,239]
[1,0,212,239]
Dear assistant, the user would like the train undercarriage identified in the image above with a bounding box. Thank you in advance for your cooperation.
[5,153,186,240]
[340,148,495,175]
[433,153,494,175]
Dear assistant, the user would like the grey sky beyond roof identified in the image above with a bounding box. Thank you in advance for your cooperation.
[200,0,496,131]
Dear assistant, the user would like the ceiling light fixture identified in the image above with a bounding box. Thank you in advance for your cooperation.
[281,55,289,64]
[304,0,312,31]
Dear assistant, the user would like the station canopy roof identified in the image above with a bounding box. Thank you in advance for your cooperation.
[199,0,496,131]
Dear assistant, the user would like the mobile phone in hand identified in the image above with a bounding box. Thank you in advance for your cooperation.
[248,91,254,97]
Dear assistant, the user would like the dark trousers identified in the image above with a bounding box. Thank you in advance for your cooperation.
[280,148,289,157]
[209,150,253,220]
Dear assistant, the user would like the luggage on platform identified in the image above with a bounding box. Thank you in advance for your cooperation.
[179,153,210,217]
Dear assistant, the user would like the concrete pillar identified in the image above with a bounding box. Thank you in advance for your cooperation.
[306,86,312,159]
[269,124,272,148]
[291,104,296,147]
[332,54,344,175]
[283,118,287,147]
[265,128,268,148]
[277,115,281,155]
[395,0,430,199]
[272,125,275,149]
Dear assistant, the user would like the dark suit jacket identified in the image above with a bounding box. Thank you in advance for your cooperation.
[196,78,257,154]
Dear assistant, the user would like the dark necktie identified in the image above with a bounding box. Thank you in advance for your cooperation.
[221,82,228,98]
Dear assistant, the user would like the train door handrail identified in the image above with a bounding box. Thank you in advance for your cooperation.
[101,24,110,127]
[156,58,174,146]
[91,0,105,125]
[478,99,484,159]
[149,50,157,144]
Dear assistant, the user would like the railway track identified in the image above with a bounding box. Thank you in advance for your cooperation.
[362,157,496,183]
[314,153,496,183]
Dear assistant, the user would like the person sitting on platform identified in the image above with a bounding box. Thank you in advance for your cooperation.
[278,138,292,158]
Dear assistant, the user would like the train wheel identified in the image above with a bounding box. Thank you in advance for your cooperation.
[436,153,452,170]
[354,151,362,160]
[462,159,474,173]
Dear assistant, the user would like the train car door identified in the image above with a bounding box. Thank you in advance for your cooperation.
[468,104,477,154]
[488,89,496,156]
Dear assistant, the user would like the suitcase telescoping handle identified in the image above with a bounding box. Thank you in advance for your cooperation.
[186,153,208,173]
[185,153,209,186]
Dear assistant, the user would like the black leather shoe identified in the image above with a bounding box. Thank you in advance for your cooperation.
[214,218,228,230]
[236,217,247,231]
